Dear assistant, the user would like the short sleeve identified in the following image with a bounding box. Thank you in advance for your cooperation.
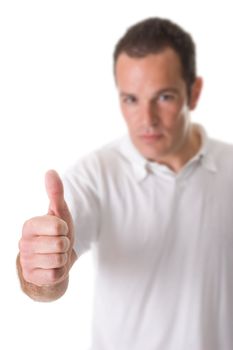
[62,158,101,258]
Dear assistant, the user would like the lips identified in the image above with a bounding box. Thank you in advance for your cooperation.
[140,133,164,141]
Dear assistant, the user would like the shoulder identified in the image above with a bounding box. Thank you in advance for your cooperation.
[209,137,233,158]
[63,135,130,183]
[208,137,233,172]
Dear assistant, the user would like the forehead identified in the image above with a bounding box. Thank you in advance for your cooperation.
[115,48,184,88]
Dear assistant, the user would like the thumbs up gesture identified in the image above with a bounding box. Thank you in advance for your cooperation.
[19,170,76,289]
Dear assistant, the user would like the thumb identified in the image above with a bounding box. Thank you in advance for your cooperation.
[45,169,69,219]
[45,170,75,259]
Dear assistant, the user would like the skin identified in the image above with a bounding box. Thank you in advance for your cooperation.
[18,170,77,301]
[115,48,203,172]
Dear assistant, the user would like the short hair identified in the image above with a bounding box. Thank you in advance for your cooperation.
[113,17,197,98]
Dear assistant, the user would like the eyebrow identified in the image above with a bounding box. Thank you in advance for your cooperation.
[157,87,180,95]
[120,87,180,98]
[120,92,136,97]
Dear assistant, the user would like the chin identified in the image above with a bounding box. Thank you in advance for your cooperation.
[131,134,170,161]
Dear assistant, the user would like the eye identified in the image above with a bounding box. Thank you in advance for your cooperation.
[122,95,138,105]
[158,93,176,102]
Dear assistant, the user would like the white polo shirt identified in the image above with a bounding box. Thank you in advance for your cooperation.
[63,124,233,350]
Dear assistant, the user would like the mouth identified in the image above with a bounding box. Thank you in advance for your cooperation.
[139,133,164,142]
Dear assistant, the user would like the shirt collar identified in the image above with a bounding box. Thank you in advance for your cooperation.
[118,123,217,183]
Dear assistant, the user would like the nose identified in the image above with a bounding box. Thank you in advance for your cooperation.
[141,101,159,126]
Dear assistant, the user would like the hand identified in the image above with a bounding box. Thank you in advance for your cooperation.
[19,170,76,287]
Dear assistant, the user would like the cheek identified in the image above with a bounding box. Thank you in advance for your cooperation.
[160,104,188,131]
[121,106,139,128]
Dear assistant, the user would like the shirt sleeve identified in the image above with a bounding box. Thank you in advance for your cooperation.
[62,159,101,258]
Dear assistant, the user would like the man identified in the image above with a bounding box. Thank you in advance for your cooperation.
[17,17,233,349]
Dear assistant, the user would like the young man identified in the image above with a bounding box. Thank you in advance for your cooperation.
[18,18,233,349]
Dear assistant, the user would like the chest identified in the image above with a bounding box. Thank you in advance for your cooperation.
[99,170,233,266]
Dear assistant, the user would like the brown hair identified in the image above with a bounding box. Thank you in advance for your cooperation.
[113,17,197,98]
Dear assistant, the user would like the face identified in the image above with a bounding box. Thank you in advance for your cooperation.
[115,48,202,163]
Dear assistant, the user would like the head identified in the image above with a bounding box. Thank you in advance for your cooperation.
[114,17,197,100]
[113,18,203,165]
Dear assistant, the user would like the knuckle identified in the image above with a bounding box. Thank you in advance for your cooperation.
[22,217,42,238]
[47,254,67,268]
[18,238,31,254]
[55,237,70,252]
[19,254,27,267]
[47,267,65,284]
[51,219,62,235]
[51,218,68,236]
[55,253,68,267]
[20,255,35,271]
[22,268,33,283]
[22,218,34,235]
[35,235,44,248]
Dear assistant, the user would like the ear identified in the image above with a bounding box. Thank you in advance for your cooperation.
[189,77,203,110]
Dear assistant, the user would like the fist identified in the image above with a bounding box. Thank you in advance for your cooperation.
[19,170,76,286]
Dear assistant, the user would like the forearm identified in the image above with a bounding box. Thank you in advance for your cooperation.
[16,254,69,302]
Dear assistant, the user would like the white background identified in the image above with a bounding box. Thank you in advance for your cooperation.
[0,1,233,349]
